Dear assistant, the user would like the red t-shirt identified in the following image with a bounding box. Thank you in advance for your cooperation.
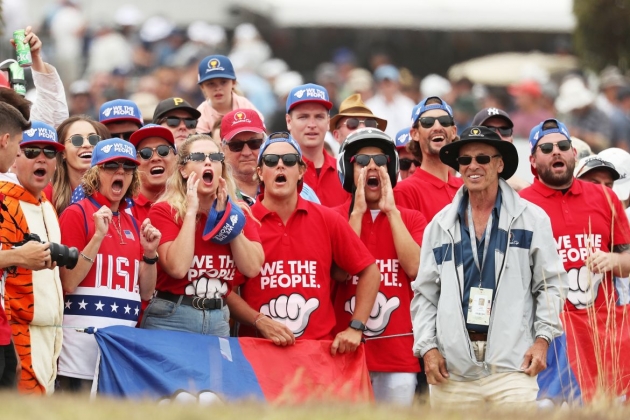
[131,193,152,224]
[239,197,375,340]
[148,201,261,297]
[332,199,426,372]
[520,178,630,311]
[302,150,350,208]
[393,168,463,222]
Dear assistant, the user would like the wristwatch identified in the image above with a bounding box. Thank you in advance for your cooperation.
[349,319,367,332]
[143,253,159,265]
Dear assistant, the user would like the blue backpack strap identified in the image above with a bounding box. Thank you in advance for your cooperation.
[68,200,90,237]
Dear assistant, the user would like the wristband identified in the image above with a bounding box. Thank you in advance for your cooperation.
[143,253,159,265]
[202,196,246,244]
[80,252,94,264]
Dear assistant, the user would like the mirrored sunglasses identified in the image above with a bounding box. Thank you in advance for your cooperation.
[456,154,501,166]
[22,146,57,159]
[183,152,225,164]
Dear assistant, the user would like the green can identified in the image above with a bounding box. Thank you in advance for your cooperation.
[13,29,32,68]
[8,62,27,96]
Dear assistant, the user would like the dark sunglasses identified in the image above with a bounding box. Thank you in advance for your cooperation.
[262,153,300,167]
[161,116,198,129]
[67,134,101,147]
[416,115,454,129]
[342,118,379,130]
[484,126,513,137]
[22,146,57,159]
[138,145,174,160]
[351,154,390,167]
[399,158,421,171]
[101,161,138,172]
[225,138,263,152]
[456,154,501,166]
[183,152,225,164]
[537,140,572,154]
[111,131,136,141]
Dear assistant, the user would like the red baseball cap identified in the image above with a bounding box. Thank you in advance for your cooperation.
[508,80,542,98]
[221,109,266,142]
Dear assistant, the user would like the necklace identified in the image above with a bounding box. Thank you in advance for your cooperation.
[111,214,126,245]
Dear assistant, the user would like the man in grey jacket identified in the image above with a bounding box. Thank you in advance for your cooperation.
[411,126,567,406]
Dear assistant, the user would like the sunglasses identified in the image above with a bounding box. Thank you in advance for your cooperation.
[225,138,263,153]
[101,161,138,172]
[67,134,101,147]
[536,140,572,154]
[342,118,379,130]
[138,145,174,160]
[160,116,198,129]
[111,131,136,141]
[261,153,300,167]
[351,154,390,167]
[399,158,421,171]
[456,154,501,166]
[268,131,290,140]
[183,152,225,164]
[22,146,57,159]
[582,157,616,170]
[484,126,513,137]
[416,116,454,129]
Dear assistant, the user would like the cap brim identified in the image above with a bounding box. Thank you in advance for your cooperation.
[153,106,201,121]
[101,116,143,126]
[287,99,333,113]
[613,178,630,201]
[223,126,266,142]
[198,74,237,84]
[473,114,514,129]
[129,126,175,147]
[329,113,388,132]
[440,139,519,180]
[21,140,65,152]
[576,164,620,181]
[95,155,140,166]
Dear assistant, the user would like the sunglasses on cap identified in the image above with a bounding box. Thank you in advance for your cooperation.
[268,132,290,140]
[416,116,454,129]
[456,154,501,166]
[484,126,513,137]
[66,134,101,147]
[399,158,421,171]
[138,145,174,160]
[22,146,57,159]
[582,157,616,170]
[342,118,379,130]
[111,131,136,141]
[160,116,198,129]
[536,140,572,154]
[261,153,300,168]
[183,152,225,164]
[101,161,138,172]
[350,154,390,167]
[225,138,263,153]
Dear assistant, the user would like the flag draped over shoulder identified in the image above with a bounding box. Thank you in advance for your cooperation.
[93,326,372,403]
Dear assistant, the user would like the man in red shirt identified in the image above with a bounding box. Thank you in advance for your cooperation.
[285,84,350,207]
[334,127,426,404]
[520,118,630,401]
[240,133,380,355]
[394,96,463,222]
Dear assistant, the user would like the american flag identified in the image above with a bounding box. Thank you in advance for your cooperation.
[124,229,134,240]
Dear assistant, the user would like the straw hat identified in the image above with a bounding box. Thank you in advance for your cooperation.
[329,94,387,132]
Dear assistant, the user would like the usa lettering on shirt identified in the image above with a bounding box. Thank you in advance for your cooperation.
[188,254,236,281]
[352,258,401,287]
[260,260,320,289]
[93,254,140,293]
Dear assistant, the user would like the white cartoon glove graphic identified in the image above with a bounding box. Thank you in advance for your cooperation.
[158,390,223,406]
[345,291,400,337]
[567,266,603,309]
[185,276,228,298]
[260,293,319,338]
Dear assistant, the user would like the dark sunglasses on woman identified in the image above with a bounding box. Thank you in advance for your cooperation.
[138,145,174,160]
[351,154,389,167]
[66,134,101,147]
[101,161,138,172]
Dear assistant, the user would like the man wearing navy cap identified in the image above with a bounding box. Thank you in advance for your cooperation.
[98,99,143,140]
[285,83,349,207]
[152,97,200,149]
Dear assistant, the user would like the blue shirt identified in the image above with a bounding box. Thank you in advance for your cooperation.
[458,190,502,333]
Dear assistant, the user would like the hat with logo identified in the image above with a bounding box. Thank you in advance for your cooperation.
[129,124,175,148]
[22,120,65,151]
[410,96,454,127]
[91,138,140,167]
[440,126,519,179]
[528,118,571,154]
[152,97,201,122]
[286,83,333,113]
[197,55,236,84]
[574,155,620,181]
[329,94,387,132]
[471,107,514,128]
[394,127,411,149]
[373,65,400,83]
[599,147,630,201]
[257,132,302,165]
[221,109,266,142]
[99,99,143,127]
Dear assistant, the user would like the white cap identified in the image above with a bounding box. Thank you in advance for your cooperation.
[273,71,304,98]
[187,21,226,46]
[234,23,259,42]
[599,147,630,201]
[115,4,143,27]
[140,16,175,43]
[555,76,595,114]
[420,74,451,98]
[259,59,289,80]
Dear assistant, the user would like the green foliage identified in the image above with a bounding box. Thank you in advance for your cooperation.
[574,0,630,72]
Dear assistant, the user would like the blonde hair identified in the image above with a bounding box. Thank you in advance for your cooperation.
[81,165,140,202]
[157,134,244,223]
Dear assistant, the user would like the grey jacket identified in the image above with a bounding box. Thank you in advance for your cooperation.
[411,179,567,381]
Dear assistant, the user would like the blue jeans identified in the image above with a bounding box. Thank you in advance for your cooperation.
[140,297,230,337]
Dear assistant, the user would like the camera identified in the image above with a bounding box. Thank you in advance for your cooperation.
[14,233,79,269]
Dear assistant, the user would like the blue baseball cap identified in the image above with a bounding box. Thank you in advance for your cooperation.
[91,138,140,167]
[394,127,411,149]
[257,132,302,165]
[22,121,64,151]
[529,118,571,154]
[286,83,333,113]
[374,65,400,82]
[198,55,236,84]
[99,99,143,127]
[410,96,454,127]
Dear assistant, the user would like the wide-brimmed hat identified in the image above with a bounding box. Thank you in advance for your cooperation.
[329,94,387,132]
[440,126,519,179]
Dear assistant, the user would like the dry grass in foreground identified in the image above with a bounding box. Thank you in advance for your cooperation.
[1,393,630,420]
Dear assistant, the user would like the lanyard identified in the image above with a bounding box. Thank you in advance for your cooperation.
[467,199,493,288]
